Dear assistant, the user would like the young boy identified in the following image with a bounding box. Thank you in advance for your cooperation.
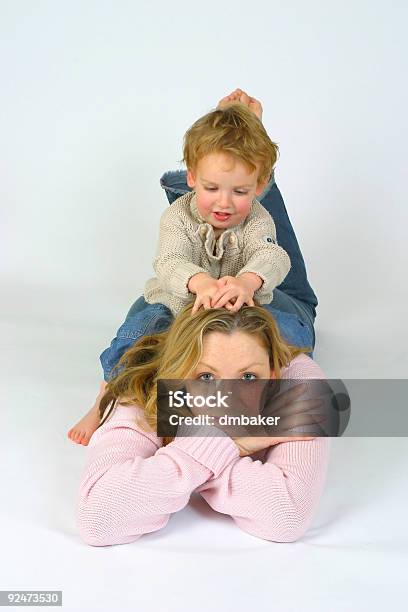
[68,88,292,445]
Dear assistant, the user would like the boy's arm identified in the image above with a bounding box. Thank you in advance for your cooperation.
[152,206,210,298]
[237,204,291,301]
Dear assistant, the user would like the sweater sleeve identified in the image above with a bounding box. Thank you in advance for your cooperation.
[76,404,240,547]
[237,203,291,302]
[195,355,331,542]
[150,206,209,298]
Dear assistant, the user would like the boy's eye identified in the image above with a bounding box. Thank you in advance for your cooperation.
[204,187,248,195]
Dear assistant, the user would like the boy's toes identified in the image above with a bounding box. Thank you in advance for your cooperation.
[72,429,85,444]
[71,430,80,443]
[239,91,250,105]
[80,431,91,444]
[217,88,244,109]
[217,93,235,109]
[67,428,79,442]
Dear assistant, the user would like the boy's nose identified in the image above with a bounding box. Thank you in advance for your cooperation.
[217,196,232,209]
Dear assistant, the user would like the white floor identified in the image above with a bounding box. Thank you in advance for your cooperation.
[1,285,407,612]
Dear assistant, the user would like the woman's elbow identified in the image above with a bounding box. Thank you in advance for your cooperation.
[76,504,169,547]
[77,516,142,547]
[233,514,312,544]
[79,533,143,547]
[267,525,309,543]
[78,528,138,547]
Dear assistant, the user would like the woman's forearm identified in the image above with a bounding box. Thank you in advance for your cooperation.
[196,354,332,542]
[196,437,331,542]
[76,404,239,546]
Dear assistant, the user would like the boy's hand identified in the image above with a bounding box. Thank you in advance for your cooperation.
[211,273,263,312]
[188,273,234,315]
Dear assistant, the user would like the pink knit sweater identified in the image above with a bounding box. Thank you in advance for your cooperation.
[76,353,331,546]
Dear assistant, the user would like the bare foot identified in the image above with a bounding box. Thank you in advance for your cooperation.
[67,404,101,445]
[67,380,107,446]
[217,88,242,109]
[217,88,263,121]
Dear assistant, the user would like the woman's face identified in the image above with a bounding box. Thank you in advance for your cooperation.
[192,331,272,380]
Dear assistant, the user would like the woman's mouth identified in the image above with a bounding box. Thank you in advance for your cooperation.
[213,212,231,222]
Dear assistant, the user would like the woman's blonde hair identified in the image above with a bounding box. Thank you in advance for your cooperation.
[97,303,311,446]
[180,104,279,186]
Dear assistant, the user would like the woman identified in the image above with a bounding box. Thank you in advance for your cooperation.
[76,303,330,546]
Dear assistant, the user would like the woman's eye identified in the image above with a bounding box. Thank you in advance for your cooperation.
[242,373,257,381]
[198,373,214,381]
[197,373,256,380]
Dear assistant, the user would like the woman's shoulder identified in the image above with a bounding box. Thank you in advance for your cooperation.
[90,401,161,448]
[281,353,326,380]
[103,402,145,421]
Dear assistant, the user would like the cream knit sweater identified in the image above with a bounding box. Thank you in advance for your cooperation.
[144,191,291,316]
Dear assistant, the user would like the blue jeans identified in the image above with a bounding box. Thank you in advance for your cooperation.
[100,170,318,381]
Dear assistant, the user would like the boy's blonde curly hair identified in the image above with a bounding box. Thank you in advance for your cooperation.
[180,103,279,186]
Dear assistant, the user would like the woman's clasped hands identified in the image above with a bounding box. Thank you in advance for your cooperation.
[182,380,326,457]
[231,382,326,457]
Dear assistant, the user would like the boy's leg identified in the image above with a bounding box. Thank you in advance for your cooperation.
[100,298,173,381]
[160,170,318,321]
[262,301,314,357]
[124,295,151,317]
[160,169,190,204]
[67,379,109,445]
[259,175,318,320]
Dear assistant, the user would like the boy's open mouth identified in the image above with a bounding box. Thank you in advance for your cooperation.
[213,212,231,221]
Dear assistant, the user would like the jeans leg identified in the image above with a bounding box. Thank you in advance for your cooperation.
[260,181,318,318]
[100,300,173,381]
[160,170,318,319]
[264,290,315,356]
[159,169,192,204]
[125,295,151,318]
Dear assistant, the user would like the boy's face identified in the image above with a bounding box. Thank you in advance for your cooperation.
[186,152,268,234]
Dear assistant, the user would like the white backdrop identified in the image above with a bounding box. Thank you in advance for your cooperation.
[1,1,407,611]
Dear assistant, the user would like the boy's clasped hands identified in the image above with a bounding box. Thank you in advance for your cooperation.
[189,271,263,315]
